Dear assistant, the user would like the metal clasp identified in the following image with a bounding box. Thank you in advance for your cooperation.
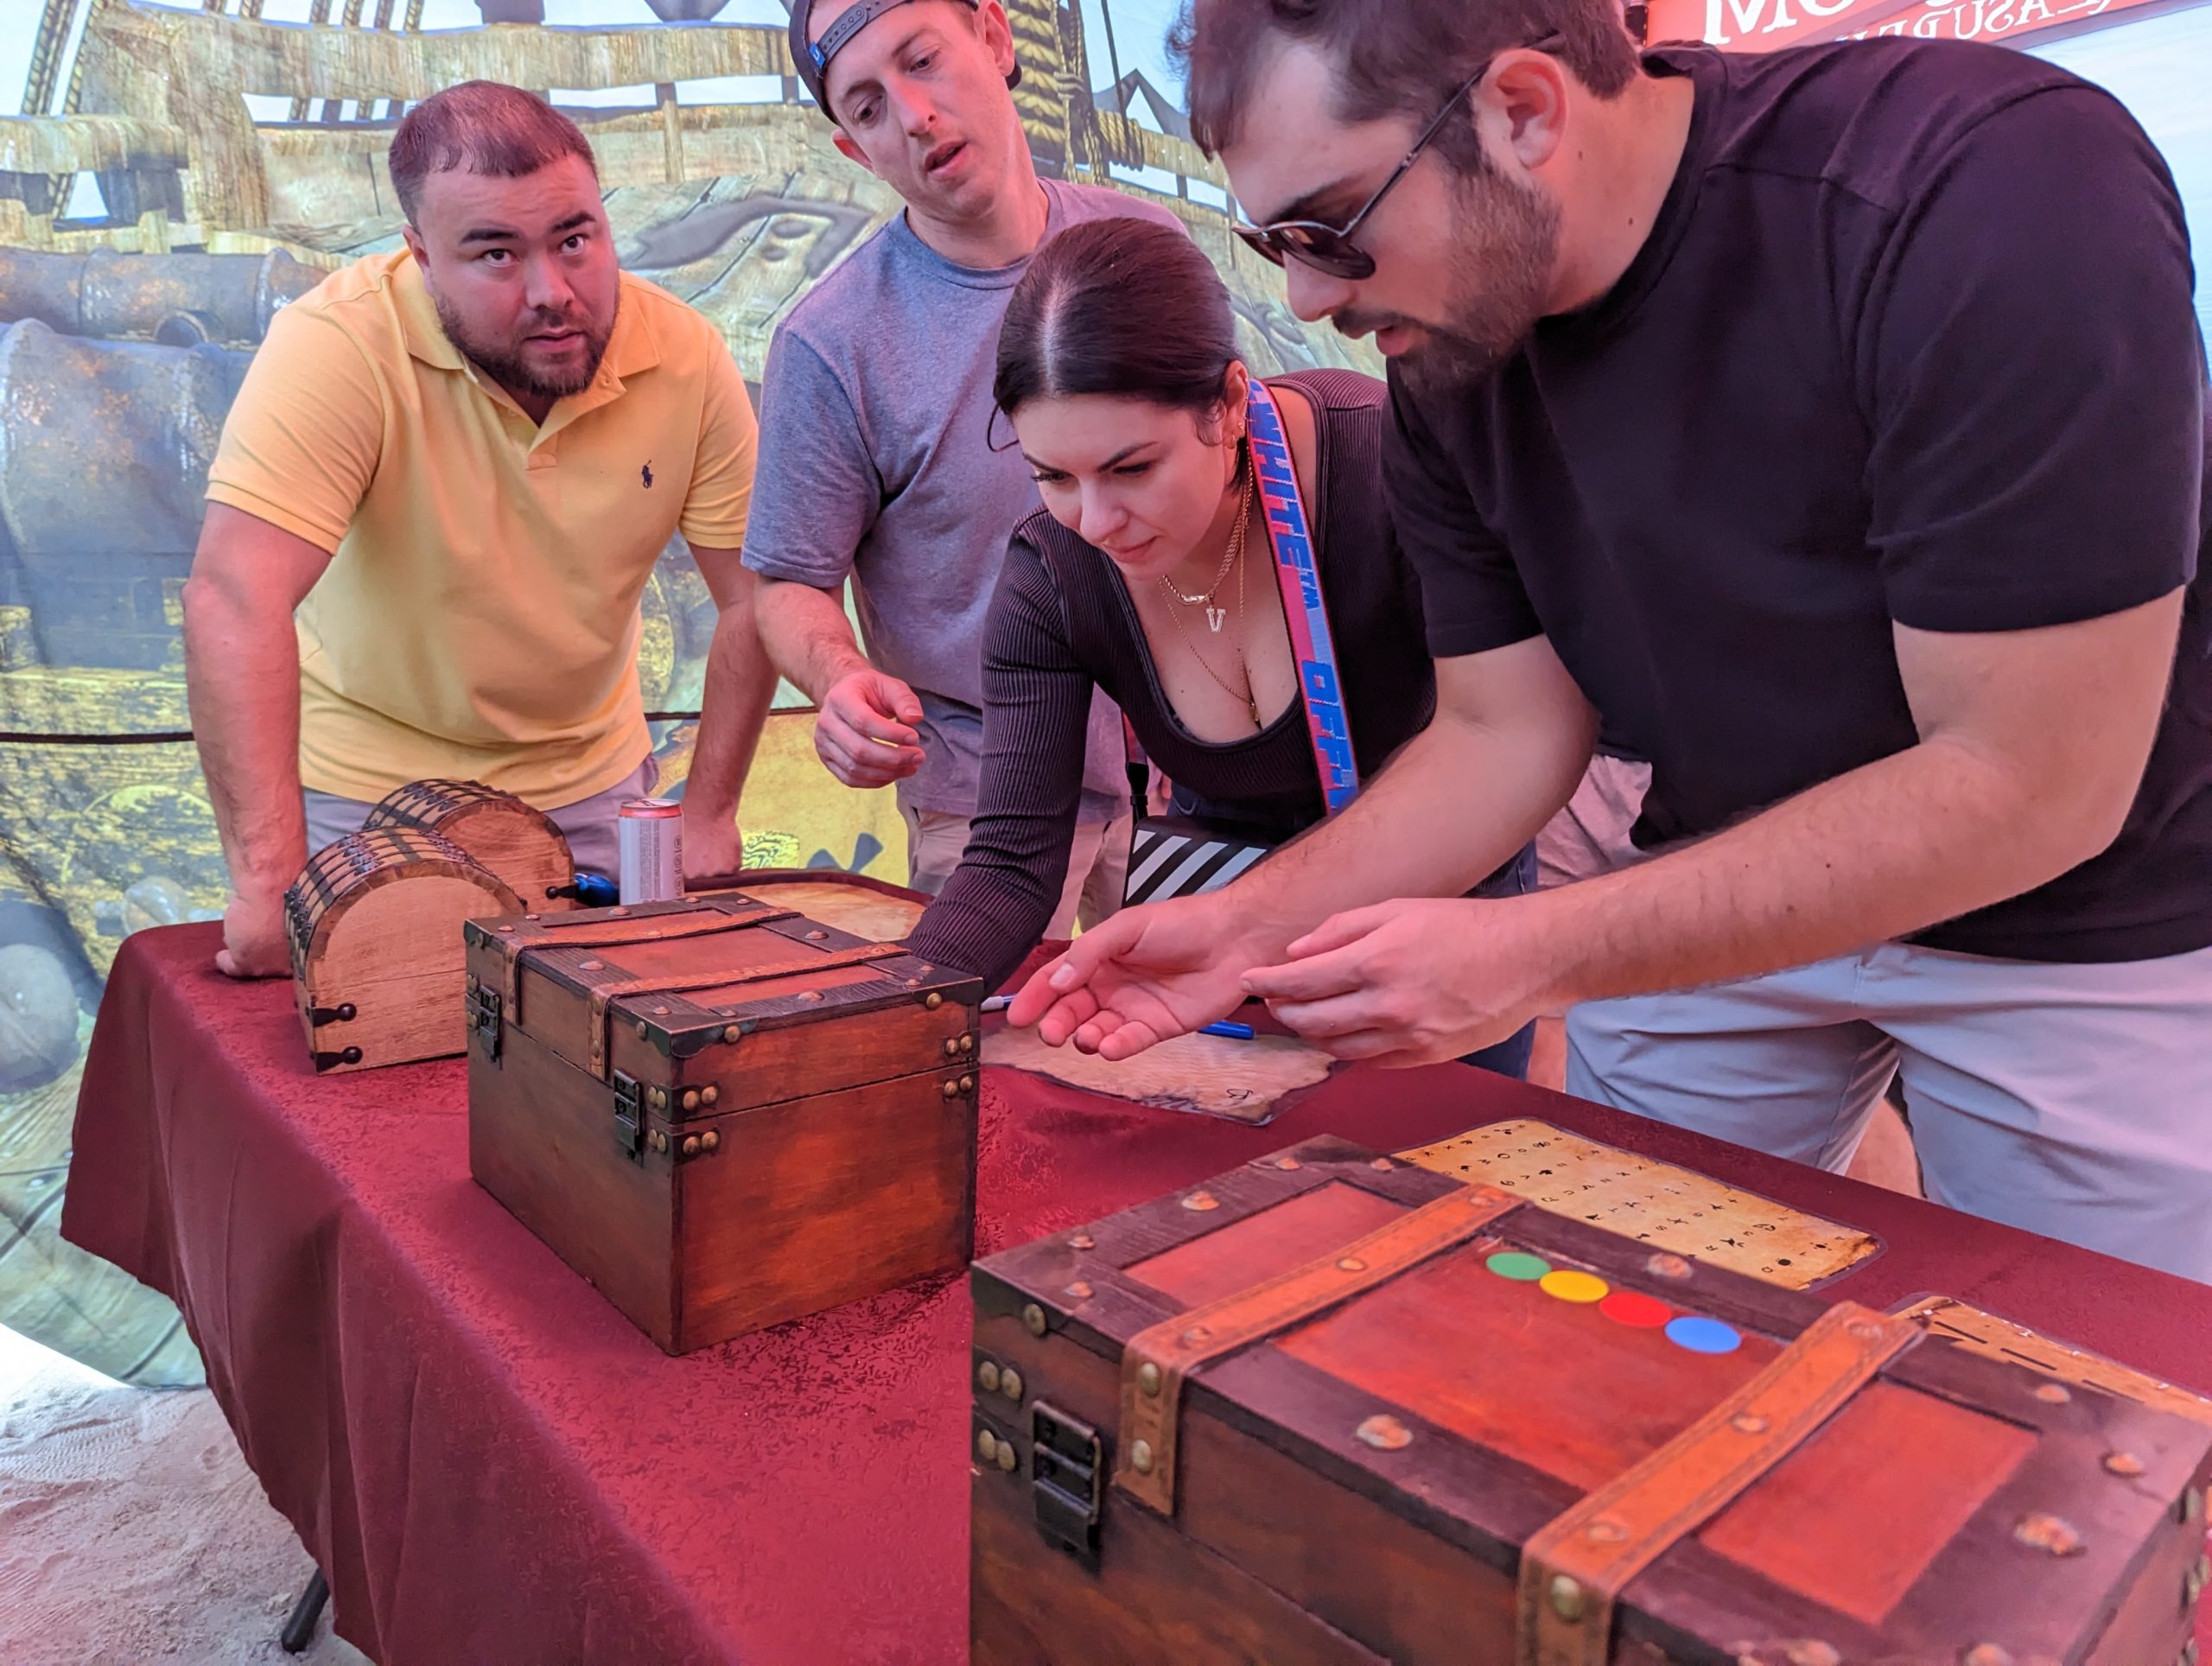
[1031,1402,1103,1567]
[612,1071,645,1162]
[466,977,503,1063]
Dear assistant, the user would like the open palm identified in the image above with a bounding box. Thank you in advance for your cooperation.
[1008,894,1266,1059]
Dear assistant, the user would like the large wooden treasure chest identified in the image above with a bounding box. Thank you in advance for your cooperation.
[285,828,522,1074]
[465,890,982,1354]
[970,1135,2212,1664]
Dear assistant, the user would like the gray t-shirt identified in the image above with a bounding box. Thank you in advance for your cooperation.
[742,177,1183,819]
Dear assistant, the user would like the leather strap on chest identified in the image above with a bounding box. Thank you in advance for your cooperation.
[584,940,905,1079]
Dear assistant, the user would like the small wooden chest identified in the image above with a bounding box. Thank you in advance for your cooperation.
[465,890,982,1354]
[970,1135,2212,1664]
[285,828,522,1073]
[363,778,575,909]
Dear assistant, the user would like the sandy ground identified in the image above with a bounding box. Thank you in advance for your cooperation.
[0,1325,367,1666]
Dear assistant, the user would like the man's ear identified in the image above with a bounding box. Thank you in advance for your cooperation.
[399,220,432,287]
[977,0,1019,80]
[1484,47,1569,172]
[831,130,880,175]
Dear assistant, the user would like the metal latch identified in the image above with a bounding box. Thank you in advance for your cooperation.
[466,978,503,1062]
[1031,1402,1103,1567]
[612,1071,645,1162]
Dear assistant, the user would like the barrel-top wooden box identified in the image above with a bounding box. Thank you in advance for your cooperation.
[969,1135,2212,1664]
[284,828,523,1074]
[363,778,575,909]
[464,889,983,1354]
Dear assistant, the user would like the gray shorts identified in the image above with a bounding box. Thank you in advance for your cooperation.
[302,758,656,882]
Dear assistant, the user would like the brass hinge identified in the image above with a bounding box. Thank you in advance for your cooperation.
[466,977,503,1064]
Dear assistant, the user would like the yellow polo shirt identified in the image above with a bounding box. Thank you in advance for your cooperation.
[205,249,756,807]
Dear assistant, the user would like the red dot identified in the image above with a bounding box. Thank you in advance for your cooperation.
[1599,1291,1673,1329]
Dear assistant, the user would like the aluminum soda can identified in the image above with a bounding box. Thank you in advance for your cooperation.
[617,797,683,904]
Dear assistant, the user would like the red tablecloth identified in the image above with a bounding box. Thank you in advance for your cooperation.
[63,924,2212,1663]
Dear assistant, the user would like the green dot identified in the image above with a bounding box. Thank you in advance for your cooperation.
[1486,1251,1551,1282]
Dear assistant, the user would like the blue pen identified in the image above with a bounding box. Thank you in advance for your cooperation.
[980,996,1255,1041]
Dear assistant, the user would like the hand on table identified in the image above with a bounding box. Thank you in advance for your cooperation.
[1241,896,1556,1068]
[216,887,292,979]
[815,669,927,789]
[682,804,744,887]
[1006,893,1273,1059]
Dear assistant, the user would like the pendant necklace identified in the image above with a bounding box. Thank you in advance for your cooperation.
[1158,482,1262,728]
[1158,450,1253,633]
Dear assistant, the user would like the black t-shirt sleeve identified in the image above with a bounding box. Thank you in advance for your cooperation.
[1383,374,1545,658]
[903,531,1092,992]
[1864,86,2205,633]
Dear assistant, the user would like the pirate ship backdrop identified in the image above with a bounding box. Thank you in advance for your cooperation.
[0,0,1373,1385]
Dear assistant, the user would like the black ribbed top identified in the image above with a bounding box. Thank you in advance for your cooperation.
[906,369,1437,989]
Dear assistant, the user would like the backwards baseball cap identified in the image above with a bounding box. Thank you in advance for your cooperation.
[788,0,1021,122]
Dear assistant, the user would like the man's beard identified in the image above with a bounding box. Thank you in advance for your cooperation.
[1337,163,1560,397]
[434,291,615,404]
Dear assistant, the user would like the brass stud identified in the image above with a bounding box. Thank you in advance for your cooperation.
[798,990,823,1003]
[681,1089,700,1112]
[1355,1415,1411,1451]
[976,1429,997,1464]
[2186,1554,2210,1606]
[995,1441,1016,1473]
[942,1079,960,1099]
[2182,1640,2200,1666]
[1068,1233,1096,1250]
[1732,1413,1770,1435]
[1584,1518,1627,1546]
[1064,1281,1092,1300]
[701,1086,718,1107]
[958,1034,974,1053]
[722,1025,741,1043]
[1962,1646,2016,1666]
[649,1086,668,1110]
[1181,1191,1220,1212]
[579,958,604,971]
[1645,1252,1693,1280]
[925,992,944,1010]
[1782,1646,1840,1666]
[2012,1512,2084,1556]
[649,1129,669,1153]
[1022,1303,1047,1337]
[608,907,628,917]
[959,1075,974,1092]
[701,1130,720,1153]
[944,1039,961,1058]
[1369,1158,1394,1172]
[2186,1487,2204,1523]
[1130,1440,1154,1474]
[1138,1362,1163,1396]
[1548,1574,1585,1624]
[1338,1257,1367,1273]
[977,1360,1001,1393]
[2102,1452,2146,1477]
[806,929,827,940]
[635,1021,650,1039]
[999,1368,1023,1402]
[2034,1383,2071,1405]
[496,924,515,933]
[1275,1156,1302,1170]
[682,1135,701,1157]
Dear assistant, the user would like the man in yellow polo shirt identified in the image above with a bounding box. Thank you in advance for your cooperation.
[184,81,776,976]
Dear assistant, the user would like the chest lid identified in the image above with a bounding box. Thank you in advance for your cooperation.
[976,1135,2212,1664]
[463,890,980,1092]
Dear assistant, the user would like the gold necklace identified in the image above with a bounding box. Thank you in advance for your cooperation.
[1158,451,1252,633]
[1159,508,1261,728]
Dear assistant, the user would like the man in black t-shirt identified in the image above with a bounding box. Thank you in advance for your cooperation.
[1011,0,2212,1281]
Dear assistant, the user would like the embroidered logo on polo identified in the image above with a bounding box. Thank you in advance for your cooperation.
[641,461,653,489]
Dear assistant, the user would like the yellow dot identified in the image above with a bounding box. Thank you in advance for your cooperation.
[1540,1269,1610,1305]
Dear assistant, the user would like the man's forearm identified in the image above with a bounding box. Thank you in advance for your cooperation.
[182,584,308,901]
[1531,734,2113,1011]
[1231,703,1592,951]
[685,600,779,823]
[754,578,870,703]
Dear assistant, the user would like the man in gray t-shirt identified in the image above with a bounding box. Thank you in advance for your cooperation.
[744,0,1180,929]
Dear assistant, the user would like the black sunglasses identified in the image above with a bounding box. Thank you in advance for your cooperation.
[1232,30,1562,280]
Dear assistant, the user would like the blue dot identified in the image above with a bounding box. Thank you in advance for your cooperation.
[1665,1316,1742,1356]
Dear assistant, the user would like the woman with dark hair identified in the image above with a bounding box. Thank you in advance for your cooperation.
[906,217,1535,1076]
